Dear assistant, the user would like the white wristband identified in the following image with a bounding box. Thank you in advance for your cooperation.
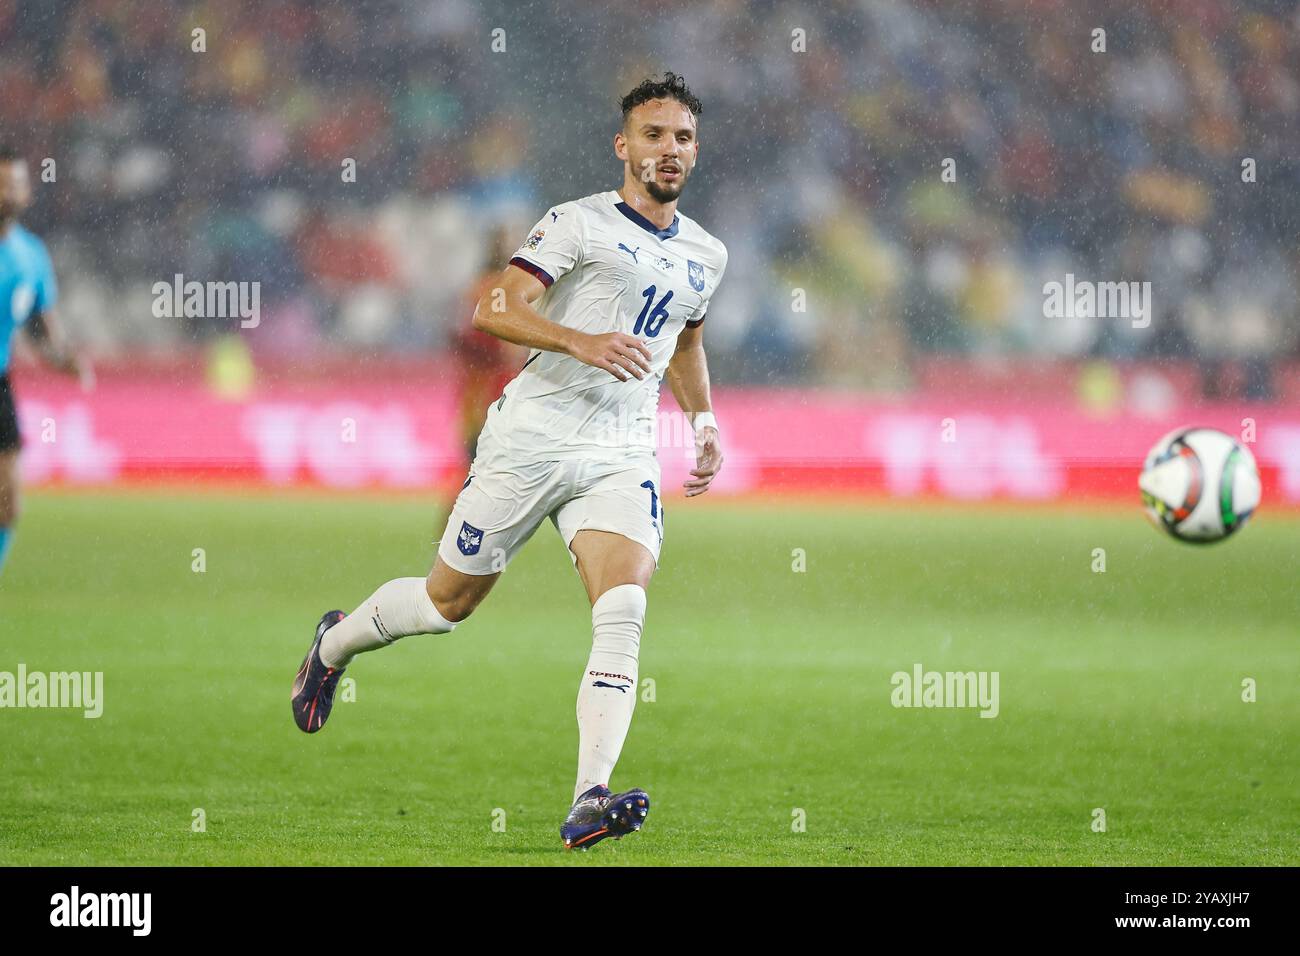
[692,411,718,433]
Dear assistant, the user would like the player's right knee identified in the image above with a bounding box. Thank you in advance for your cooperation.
[429,590,474,624]
[425,567,496,624]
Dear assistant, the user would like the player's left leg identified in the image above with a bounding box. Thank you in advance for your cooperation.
[552,464,663,847]
[0,448,20,577]
[568,528,654,796]
[0,373,21,577]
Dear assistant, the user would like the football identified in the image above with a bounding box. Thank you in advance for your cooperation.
[1139,427,1261,544]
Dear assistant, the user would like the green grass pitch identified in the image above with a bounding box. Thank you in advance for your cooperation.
[1,490,1297,866]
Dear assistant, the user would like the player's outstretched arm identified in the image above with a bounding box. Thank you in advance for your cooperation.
[472,264,651,382]
[26,308,94,390]
[666,322,722,497]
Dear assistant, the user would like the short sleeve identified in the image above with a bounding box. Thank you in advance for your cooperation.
[508,204,585,289]
[685,246,727,329]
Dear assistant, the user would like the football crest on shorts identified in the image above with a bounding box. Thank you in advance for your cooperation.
[457,521,484,556]
[687,259,705,292]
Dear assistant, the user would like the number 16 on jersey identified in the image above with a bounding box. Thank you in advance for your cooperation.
[632,285,673,337]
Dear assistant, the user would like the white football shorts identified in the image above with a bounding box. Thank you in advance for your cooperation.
[436,437,665,576]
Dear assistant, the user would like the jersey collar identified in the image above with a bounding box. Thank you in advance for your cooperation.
[613,193,680,240]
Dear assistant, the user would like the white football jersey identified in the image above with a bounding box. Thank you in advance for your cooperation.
[481,189,728,462]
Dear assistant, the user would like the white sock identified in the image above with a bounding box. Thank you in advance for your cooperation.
[574,583,646,802]
[319,577,457,668]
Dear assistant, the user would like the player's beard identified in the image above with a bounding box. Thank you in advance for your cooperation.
[644,166,689,204]
[647,183,686,205]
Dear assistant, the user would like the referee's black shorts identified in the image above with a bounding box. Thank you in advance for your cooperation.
[0,374,21,452]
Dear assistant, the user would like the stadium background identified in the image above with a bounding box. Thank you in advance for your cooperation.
[2,0,1298,867]
[5,0,1299,500]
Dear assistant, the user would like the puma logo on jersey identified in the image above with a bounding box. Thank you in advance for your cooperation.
[617,242,640,264]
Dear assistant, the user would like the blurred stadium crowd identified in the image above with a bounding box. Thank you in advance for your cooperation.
[2,0,1298,392]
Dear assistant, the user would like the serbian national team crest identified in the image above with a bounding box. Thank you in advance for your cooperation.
[687,259,706,292]
[457,521,484,556]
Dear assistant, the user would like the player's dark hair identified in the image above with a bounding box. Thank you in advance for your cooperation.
[620,72,702,128]
[0,144,23,163]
